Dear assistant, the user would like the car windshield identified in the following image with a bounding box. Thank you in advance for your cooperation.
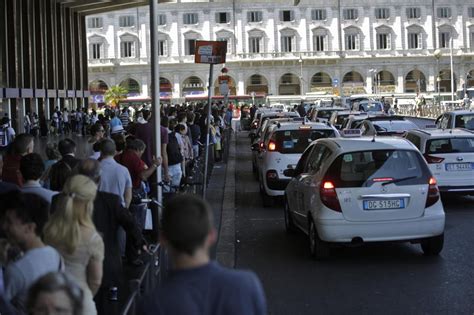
[335,114,349,125]
[454,114,474,130]
[274,129,335,154]
[360,102,383,112]
[317,110,336,119]
[324,150,429,187]
[372,120,417,133]
[427,138,474,154]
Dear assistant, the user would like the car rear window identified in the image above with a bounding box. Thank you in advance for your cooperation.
[359,102,383,112]
[317,110,336,119]
[454,114,474,130]
[324,150,430,187]
[274,129,335,154]
[427,138,474,154]
[372,121,417,133]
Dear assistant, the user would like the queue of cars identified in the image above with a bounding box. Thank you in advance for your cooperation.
[247,103,474,260]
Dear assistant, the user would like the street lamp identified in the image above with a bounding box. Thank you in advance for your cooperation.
[433,49,442,105]
[299,55,304,96]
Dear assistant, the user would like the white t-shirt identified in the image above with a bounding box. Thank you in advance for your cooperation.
[5,246,63,311]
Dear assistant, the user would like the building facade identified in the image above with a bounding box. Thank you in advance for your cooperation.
[86,0,474,103]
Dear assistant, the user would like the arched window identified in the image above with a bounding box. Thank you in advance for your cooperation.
[344,27,361,51]
[88,35,107,60]
[405,70,426,93]
[375,26,393,50]
[280,28,298,53]
[120,34,138,58]
[406,25,424,50]
[312,27,330,52]
[248,29,266,53]
[119,78,140,95]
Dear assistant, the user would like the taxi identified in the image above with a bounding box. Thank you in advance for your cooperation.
[257,120,338,206]
[283,130,445,259]
[405,128,474,193]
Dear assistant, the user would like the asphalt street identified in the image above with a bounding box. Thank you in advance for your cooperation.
[234,131,474,315]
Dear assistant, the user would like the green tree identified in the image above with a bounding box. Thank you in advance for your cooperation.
[104,85,128,108]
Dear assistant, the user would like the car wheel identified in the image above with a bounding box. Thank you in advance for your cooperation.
[309,219,329,260]
[260,181,273,207]
[284,197,296,233]
[420,234,444,256]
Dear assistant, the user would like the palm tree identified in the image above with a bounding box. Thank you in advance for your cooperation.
[104,85,128,108]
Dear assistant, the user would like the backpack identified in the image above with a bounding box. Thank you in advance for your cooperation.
[49,160,73,191]
[167,132,183,166]
[0,126,9,147]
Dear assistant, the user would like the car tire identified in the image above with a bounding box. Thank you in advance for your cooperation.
[260,181,273,207]
[420,234,444,256]
[284,197,296,233]
[309,219,329,260]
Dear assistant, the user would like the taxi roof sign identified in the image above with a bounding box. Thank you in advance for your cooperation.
[341,129,362,137]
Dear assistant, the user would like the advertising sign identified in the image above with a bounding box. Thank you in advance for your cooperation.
[194,41,227,64]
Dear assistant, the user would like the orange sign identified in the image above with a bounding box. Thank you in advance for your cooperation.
[194,41,227,64]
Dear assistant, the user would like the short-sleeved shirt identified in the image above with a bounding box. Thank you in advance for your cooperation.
[5,246,62,312]
[21,182,58,204]
[99,157,132,207]
[139,261,267,315]
[115,150,147,189]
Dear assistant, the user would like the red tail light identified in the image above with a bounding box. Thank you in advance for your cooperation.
[320,180,342,212]
[424,154,445,164]
[372,177,393,182]
[266,170,278,179]
[268,141,277,151]
[425,176,440,208]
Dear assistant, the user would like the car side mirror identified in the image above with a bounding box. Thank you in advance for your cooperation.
[283,168,296,177]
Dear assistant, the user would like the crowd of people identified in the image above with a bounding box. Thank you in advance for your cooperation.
[0,101,266,315]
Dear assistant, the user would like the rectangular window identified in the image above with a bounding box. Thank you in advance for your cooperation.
[437,7,452,18]
[439,32,451,48]
[408,33,422,49]
[247,11,263,22]
[186,39,196,55]
[249,37,262,53]
[91,43,102,59]
[216,12,230,24]
[377,33,391,50]
[119,16,135,27]
[406,7,421,19]
[469,7,474,18]
[311,9,326,21]
[183,13,198,25]
[158,14,167,26]
[345,34,359,50]
[313,35,326,51]
[281,35,294,52]
[120,41,135,58]
[88,17,103,29]
[375,8,390,19]
[343,9,358,20]
[158,40,167,56]
[280,10,294,22]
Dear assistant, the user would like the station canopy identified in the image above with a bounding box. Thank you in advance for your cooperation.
[60,0,178,15]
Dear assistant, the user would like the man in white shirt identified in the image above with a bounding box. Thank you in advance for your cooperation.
[0,192,63,313]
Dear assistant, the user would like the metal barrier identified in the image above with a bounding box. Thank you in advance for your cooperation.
[397,101,471,119]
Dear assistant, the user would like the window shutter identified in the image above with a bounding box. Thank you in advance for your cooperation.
[323,35,328,51]
[131,42,136,57]
[88,44,93,59]
[247,12,251,22]
[215,13,219,22]
[290,11,294,21]
[418,33,423,49]
[355,34,360,50]
[279,11,284,21]
[163,40,168,56]
[226,13,230,23]
[99,43,104,59]
[387,33,391,50]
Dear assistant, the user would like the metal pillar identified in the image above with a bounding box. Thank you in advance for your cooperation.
[203,64,214,198]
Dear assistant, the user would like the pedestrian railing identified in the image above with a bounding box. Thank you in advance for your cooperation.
[397,101,471,119]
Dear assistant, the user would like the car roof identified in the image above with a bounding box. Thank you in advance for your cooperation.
[273,121,334,130]
[315,137,416,153]
[334,110,363,116]
[364,115,406,121]
[408,128,474,138]
[261,111,298,118]
[444,110,474,115]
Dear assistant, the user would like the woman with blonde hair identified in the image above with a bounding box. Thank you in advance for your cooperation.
[44,174,104,315]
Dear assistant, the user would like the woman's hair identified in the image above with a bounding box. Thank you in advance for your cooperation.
[27,272,84,315]
[44,175,97,254]
[45,143,61,160]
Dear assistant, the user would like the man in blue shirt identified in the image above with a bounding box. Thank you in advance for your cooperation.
[139,194,267,315]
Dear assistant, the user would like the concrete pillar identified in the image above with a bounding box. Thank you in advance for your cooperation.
[173,74,180,98]
[396,73,405,94]
[237,72,245,95]
[269,70,278,95]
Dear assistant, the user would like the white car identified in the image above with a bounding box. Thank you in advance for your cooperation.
[284,136,445,259]
[405,128,474,193]
[257,121,338,206]
[435,110,474,130]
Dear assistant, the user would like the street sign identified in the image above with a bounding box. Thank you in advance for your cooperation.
[194,41,227,64]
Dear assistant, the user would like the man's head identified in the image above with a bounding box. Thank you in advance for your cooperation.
[0,192,49,248]
[76,159,101,184]
[12,133,35,156]
[100,139,116,157]
[20,153,45,181]
[177,112,187,123]
[126,139,146,157]
[89,123,105,138]
[58,139,76,157]
[161,194,215,256]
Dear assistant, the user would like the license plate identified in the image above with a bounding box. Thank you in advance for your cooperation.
[363,199,405,210]
[445,163,473,172]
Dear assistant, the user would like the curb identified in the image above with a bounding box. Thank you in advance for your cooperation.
[216,131,236,268]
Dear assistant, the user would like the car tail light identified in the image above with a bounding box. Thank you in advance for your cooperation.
[425,176,440,208]
[259,142,264,149]
[424,154,445,164]
[266,170,278,180]
[372,177,393,182]
[320,180,342,212]
[268,141,277,151]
